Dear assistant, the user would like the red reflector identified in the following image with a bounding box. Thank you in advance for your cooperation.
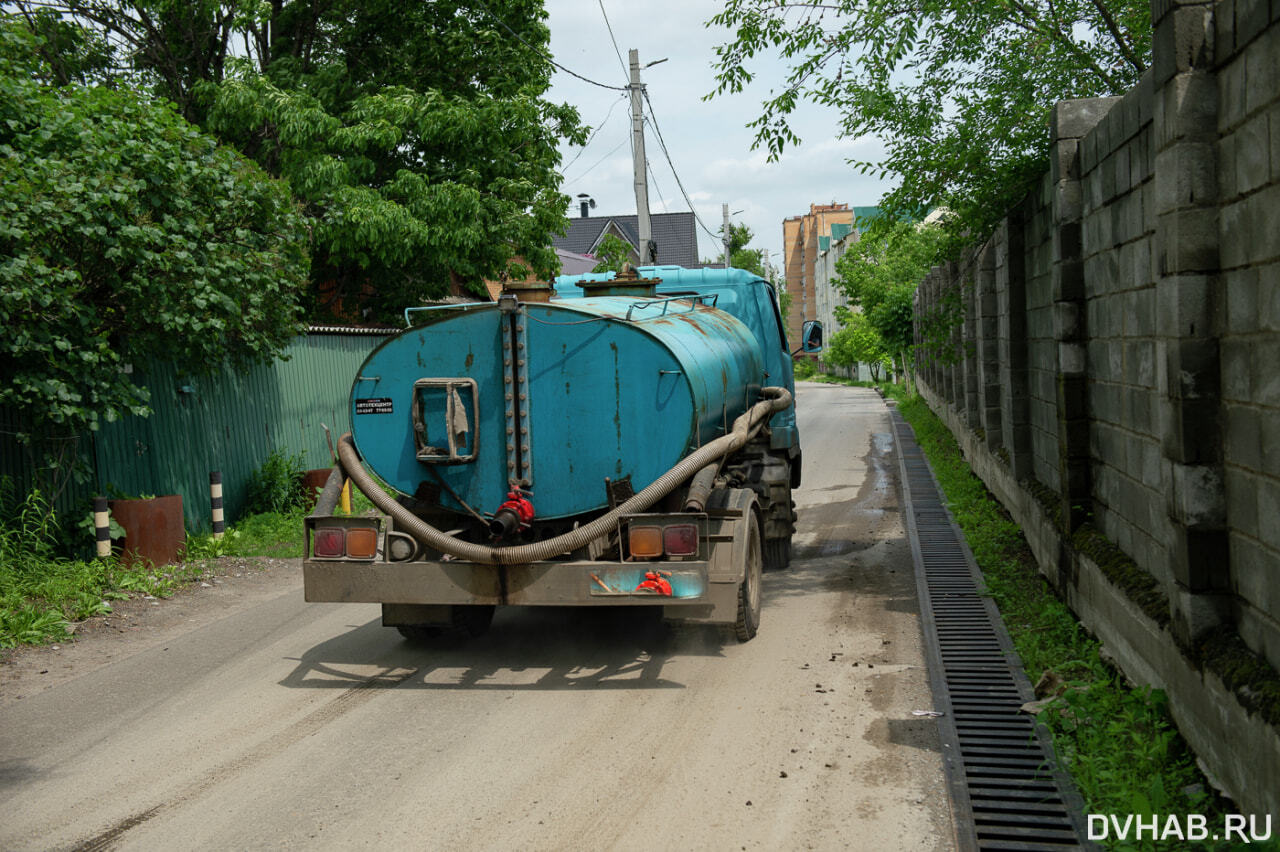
[346,527,378,559]
[314,527,344,558]
[629,525,663,558]
[663,524,698,556]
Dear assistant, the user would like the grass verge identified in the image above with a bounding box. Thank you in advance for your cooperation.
[891,388,1274,851]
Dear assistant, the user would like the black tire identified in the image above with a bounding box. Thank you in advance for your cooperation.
[764,536,792,572]
[396,605,495,642]
[734,512,763,642]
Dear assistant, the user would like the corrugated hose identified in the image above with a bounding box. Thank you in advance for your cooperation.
[333,386,793,565]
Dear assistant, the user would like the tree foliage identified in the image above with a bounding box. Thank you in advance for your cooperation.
[833,220,946,375]
[714,222,765,276]
[590,233,634,274]
[22,0,586,321]
[0,19,307,484]
[827,309,891,380]
[709,0,1152,241]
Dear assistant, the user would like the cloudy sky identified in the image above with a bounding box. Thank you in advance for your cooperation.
[541,0,891,270]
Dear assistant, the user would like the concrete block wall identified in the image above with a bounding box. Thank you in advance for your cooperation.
[1217,0,1280,670]
[912,0,1280,818]
[1080,78,1174,590]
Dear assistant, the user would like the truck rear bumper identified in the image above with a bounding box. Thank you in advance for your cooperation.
[304,558,736,616]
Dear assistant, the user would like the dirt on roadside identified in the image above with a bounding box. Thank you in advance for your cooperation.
[0,556,303,706]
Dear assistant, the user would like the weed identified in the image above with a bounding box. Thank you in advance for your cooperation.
[243,449,309,516]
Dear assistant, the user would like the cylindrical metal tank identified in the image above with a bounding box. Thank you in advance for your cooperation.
[350,296,764,520]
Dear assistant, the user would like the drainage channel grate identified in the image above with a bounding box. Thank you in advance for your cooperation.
[890,408,1093,851]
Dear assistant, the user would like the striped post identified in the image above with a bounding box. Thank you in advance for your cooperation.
[210,471,225,539]
[93,496,111,558]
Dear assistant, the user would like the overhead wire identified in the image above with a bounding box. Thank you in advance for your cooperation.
[472,0,628,92]
[561,93,627,173]
[642,93,722,242]
[596,0,629,82]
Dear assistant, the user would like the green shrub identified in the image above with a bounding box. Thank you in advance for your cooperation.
[243,449,308,516]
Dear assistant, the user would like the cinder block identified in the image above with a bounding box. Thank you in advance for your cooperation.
[1129,387,1155,435]
[1270,103,1280,183]
[1158,70,1220,149]
[1131,131,1152,187]
[1254,336,1280,406]
[1218,198,1248,269]
[1155,142,1219,211]
[1234,111,1270,194]
[1217,130,1239,201]
[1256,472,1280,551]
[1129,287,1157,336]
[1225,402,1264,470]
[1221,336,1255,400]
[1260,263,1280,330]
[1054,98,1121,140]
[1231,534,1280,623]
[1154,4,1216,86]
[1157,207,1221,274]
[1218,54,1249,131]
[1169,461,1227,528]
[1245,183,1280,264]
[1141,438,1163,486]
[1225,468,1260,540]
[1258,406,1280,479]
[1218,0,1239,59]
[1241,0,1276,80]
[1226,267,1260,333]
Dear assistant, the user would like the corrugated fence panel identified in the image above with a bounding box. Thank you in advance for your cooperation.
[0,332,390,535]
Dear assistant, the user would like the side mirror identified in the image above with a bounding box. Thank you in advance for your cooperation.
[801,320,824,353]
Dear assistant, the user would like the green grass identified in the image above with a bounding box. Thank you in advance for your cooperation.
[893,391,1274,851]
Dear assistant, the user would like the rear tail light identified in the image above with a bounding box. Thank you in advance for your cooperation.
[314,527,345,558]
[628,526,663,558]
[662,524,698,557]
[312,523,379,559]
[346,527,378,559]
[627,520,701,560]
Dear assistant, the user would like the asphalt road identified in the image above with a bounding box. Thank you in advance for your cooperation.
[0,382,952,851]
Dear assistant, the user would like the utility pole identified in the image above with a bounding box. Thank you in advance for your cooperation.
[722,203,731,269]
[629,49,654,265]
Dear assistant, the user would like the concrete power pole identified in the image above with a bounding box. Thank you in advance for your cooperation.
[722,203,731,269]
[629,49,654,265]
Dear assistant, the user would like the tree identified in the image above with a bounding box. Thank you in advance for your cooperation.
[590,234,634,274]
[24,0,586,321]
[716,222,765,276]
[833,220,947,387]
[0,19,308,502]
[826,310,892,382]
[709,0,1152,242]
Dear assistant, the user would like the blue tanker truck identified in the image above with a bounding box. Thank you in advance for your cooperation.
[303,265,822,641]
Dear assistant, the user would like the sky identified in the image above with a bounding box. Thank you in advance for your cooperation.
[542,0,891,272]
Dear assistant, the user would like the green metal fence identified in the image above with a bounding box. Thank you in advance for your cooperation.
[1,331,390,534]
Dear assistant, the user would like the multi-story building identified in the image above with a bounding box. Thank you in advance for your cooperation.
[813,223,868,379]
[781,203,854,349]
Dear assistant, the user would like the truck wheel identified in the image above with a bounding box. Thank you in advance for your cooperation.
[764,537,792,571]
[396,605,495,642]
[734,512,763,642]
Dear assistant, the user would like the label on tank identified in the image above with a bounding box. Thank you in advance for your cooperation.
[354,397,394,415]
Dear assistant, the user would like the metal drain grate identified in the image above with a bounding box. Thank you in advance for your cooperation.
[890,408,1092,851]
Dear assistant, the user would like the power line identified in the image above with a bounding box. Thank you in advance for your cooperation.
[597,0,629,81]
[472,0,628,92]
[562,93,627,173]
[642,92,721,242]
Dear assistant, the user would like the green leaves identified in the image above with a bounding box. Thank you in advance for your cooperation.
[0,17,307,443]
[710,0,1152,242]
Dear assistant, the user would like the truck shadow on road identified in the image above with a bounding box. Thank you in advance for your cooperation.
[280,606,733,693]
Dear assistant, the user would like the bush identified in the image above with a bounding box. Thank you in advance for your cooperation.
[243,449,308,516]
